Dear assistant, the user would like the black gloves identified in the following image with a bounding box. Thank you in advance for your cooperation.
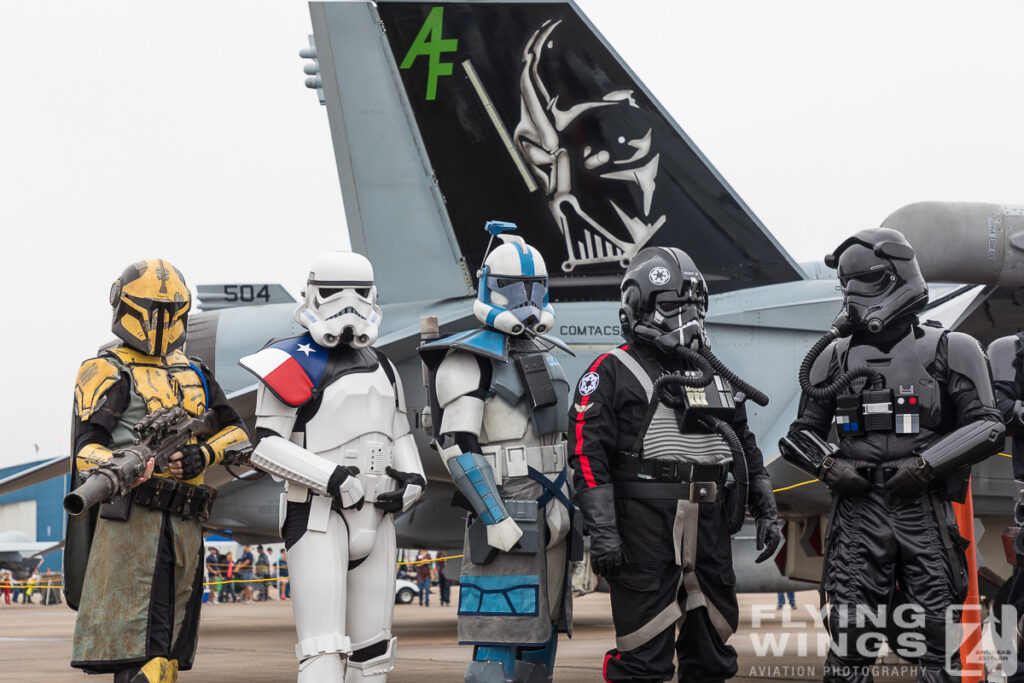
[748,475,782,563]
[375,466,426,513]
[820,457,871,496]
[576,484,626,578]
[328,465,364,510]
[885,457,933,497]
[176,444,210,480]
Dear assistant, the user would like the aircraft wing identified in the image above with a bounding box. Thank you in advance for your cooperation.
[0,540,64,557]
[0,541,61,555]
[0,456,66,498]
[307,0,805,304]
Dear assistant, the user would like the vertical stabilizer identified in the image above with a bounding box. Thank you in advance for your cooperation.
[309,2,475,304]
[309,1,804,302]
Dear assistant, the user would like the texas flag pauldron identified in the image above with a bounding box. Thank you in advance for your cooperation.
[238,334,328,407]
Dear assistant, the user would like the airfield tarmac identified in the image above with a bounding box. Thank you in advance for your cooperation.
[0,589,921,682]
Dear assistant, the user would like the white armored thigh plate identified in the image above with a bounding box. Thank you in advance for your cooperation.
[480,395,530,443]
[304,368,397,452]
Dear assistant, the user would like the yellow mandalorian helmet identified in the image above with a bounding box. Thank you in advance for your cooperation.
[110,259,191,356]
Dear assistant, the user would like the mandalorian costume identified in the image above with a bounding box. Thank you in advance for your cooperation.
[241,251,425,683]
[781,228,1004,683]
[569,247,780,682]
[987,333,1024,681]
[66,259,250,683]
[419,222,577,683]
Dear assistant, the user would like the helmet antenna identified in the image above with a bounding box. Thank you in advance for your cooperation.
[480,221,518,268]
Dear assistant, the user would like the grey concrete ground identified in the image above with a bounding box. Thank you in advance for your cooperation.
[0,589,920,681]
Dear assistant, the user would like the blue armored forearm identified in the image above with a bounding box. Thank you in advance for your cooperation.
[447,452,509,525]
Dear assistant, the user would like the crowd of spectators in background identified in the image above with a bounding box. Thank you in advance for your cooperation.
[403,551,450,607]
[205,545,290,604]
[0,568,62,606]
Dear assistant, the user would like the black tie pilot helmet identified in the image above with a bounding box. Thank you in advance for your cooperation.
[619,247,709,349]
[825,227,928,335]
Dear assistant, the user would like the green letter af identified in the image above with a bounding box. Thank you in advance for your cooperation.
[399,6,458,101]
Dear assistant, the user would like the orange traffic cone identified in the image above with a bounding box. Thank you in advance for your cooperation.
[953,478,984,682]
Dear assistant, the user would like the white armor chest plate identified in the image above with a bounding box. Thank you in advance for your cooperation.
[303,367,399,500]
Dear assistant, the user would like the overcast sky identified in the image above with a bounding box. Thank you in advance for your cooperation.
[1,0,1022,468]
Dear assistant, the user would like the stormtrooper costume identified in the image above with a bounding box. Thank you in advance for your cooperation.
[781,228,1004,683]
[419,222,577,683]
[239,252,425,683]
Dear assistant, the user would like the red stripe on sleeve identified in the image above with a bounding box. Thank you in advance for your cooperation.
[575,345,628,488]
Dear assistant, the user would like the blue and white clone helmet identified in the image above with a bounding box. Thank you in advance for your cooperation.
[294,251,383,348]
[473,221,555,336]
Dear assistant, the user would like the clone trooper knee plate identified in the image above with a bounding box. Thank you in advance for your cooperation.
[240,252,425,683]
[420,223,579,683]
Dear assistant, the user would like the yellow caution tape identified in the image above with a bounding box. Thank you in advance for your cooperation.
[2,553,470,590]
[773,479,820,493]
[396,553,463,567]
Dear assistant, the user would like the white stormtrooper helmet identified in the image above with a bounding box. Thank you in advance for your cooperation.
[294,251,382,348]
[473,231,555,336]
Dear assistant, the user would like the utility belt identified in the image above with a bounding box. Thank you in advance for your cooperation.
[611,452,728,503]
[480,443,566,485]
[133,477,217,521]
[837,457,969,503]
[835,387,925,437]
[855,464,905,486]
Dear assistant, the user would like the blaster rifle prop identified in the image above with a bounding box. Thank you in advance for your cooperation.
[63,406,218,516]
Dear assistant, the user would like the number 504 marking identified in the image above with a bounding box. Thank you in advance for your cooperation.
[223,284,270,303]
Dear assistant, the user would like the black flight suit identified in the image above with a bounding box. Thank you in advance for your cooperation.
[791,322,1000,682]
[569,342,772,682]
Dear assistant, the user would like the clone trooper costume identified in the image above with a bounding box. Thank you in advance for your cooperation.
[986,334,1024,681]
[67,259,250,683]
[781,228,1004,683]
[419,222,577,683]
[569,247,780,682]
[240,252,425,683]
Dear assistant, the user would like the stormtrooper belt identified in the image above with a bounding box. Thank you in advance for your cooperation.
[480,443,566,484]
[134,478,217,521]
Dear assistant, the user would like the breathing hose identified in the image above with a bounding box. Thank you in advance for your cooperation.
[798,329,879,402]
[652,346,715,408]
[699,347,770,407]
[700,414,748,534]
[646,345,754,534]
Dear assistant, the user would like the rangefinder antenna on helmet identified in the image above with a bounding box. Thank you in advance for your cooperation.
[293,251,382,349]
[473,220,555,336]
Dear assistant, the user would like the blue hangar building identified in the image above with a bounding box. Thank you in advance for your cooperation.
[0,458,67,573]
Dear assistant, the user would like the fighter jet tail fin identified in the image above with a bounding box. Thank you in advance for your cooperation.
[308,1,804,303]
